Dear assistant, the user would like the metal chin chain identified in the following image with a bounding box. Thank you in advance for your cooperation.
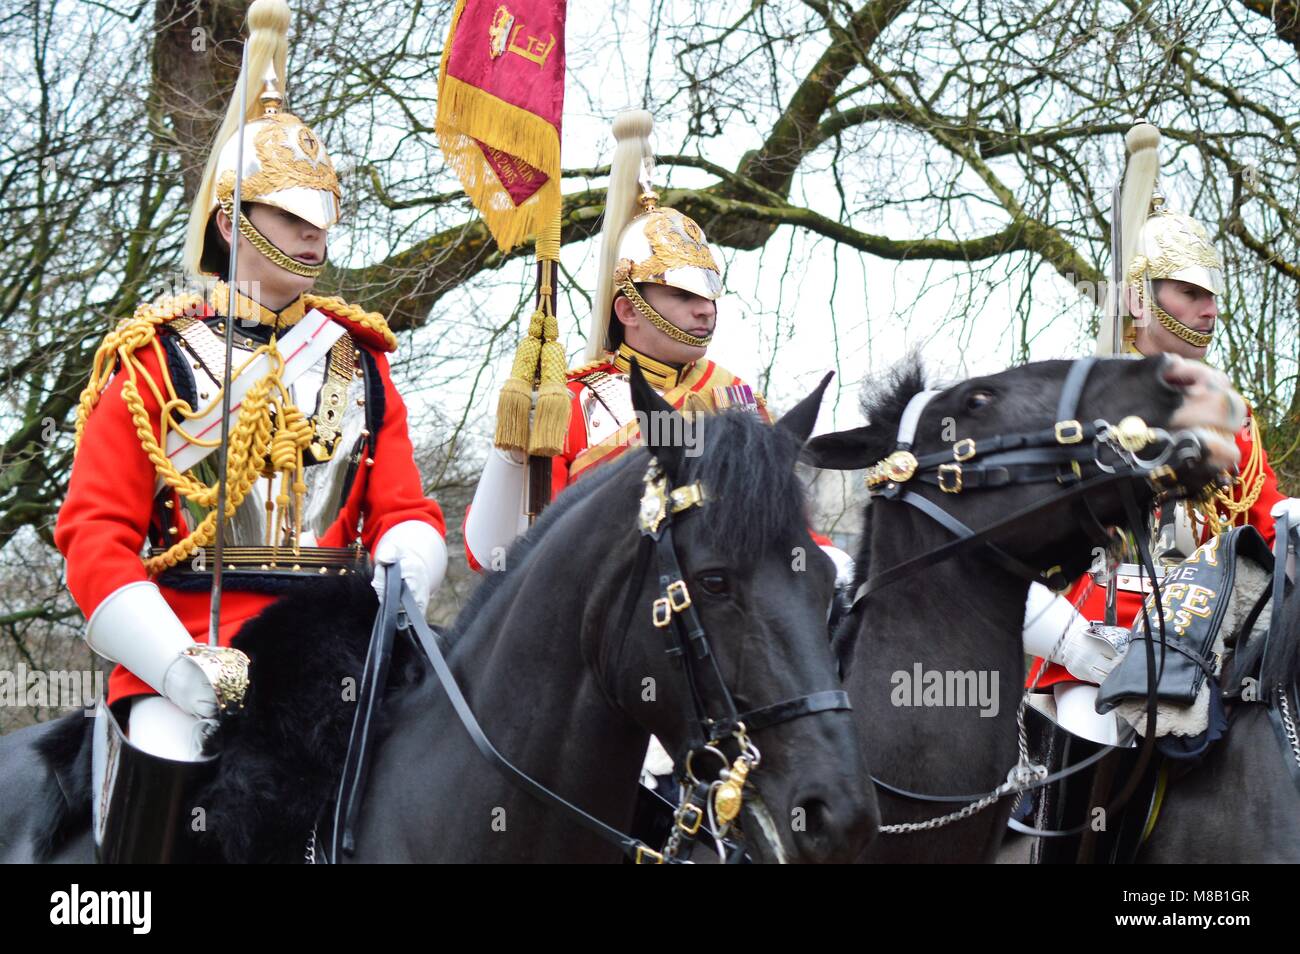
[1276,690,1300,772]
[878,696,1048,835]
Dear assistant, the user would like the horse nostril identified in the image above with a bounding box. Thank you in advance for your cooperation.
[796,797,833,839]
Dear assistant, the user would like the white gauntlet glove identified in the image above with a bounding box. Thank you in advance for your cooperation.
[372,520,448,615]
[1022,582,1128,684]
[85,581,219,720]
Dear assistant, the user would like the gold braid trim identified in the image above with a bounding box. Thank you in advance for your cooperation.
[74,292,321,573]
[75,293,206,450]
[1193,414,1265,536]
[302,294,397,352]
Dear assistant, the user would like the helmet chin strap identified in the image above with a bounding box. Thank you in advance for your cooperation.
[220,198,326,279]
[617,279,712,348]
[1133,279,1212,349]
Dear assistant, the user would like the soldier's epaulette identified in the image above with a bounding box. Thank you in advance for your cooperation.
[73,292,208,450]
[303,294,397,353]
[566,358,611,383]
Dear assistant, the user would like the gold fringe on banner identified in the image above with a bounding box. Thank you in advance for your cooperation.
[435,0,561,254]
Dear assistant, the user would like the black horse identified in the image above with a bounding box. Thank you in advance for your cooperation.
[806,354,1247,863]
[1,366,877,863]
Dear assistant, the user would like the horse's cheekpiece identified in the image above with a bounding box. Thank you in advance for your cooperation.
[91,700,221,863]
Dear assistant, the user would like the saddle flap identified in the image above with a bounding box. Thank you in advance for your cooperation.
[1097,525,1273,713]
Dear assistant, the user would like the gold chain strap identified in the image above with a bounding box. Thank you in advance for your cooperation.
[1194,414,1266,535]
[218,198,324,279]
[616,279,713,348]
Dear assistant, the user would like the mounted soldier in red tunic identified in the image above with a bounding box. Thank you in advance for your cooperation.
[1020,124,1296,748]
[464,110,775,572]
[55,0,446,861]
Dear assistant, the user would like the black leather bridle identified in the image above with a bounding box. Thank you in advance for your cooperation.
[608,458,853,859]
[854,356,1212,836]
[616,459,852,752]
[853,357,1191,602]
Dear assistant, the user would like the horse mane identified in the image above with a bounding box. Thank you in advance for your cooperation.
[678,408,808,554]
[449,408,811,642]
[858,351,930,462]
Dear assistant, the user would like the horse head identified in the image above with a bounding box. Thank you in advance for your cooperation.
[807,354,1244,595]
[605,361,878,863]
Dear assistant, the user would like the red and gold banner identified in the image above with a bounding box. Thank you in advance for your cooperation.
[436,0,566,251]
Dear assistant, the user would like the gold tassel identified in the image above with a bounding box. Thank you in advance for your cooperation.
[494,310,543,453]
[529,312,569,456]
[494,216,572,456]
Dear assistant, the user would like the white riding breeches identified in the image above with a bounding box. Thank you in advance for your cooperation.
[127,696,211,761]
[1052,683,1120,746]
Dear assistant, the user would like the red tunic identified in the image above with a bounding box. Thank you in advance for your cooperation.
[550,357,771,497]
[1028,409,1285,689]
[55,300,445,704]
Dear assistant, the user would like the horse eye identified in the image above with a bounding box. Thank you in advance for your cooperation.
[966,390,995,411]
[697,572,729,595]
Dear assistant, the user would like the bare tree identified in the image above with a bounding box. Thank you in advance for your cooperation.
[2,0,1297,726]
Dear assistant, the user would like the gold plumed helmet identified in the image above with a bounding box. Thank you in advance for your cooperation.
[586,110,723,362]
[182,0,341,279]
[1126,197,1224,348]
[1101,123,1224,353]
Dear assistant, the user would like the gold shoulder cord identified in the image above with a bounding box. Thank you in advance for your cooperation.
[1194,415,1265,536]
[303,294,396,351]
[75,294,333,572]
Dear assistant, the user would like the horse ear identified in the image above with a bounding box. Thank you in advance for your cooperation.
[628,357,685,479]
[775,371,834,444]
[803,426,875,470]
